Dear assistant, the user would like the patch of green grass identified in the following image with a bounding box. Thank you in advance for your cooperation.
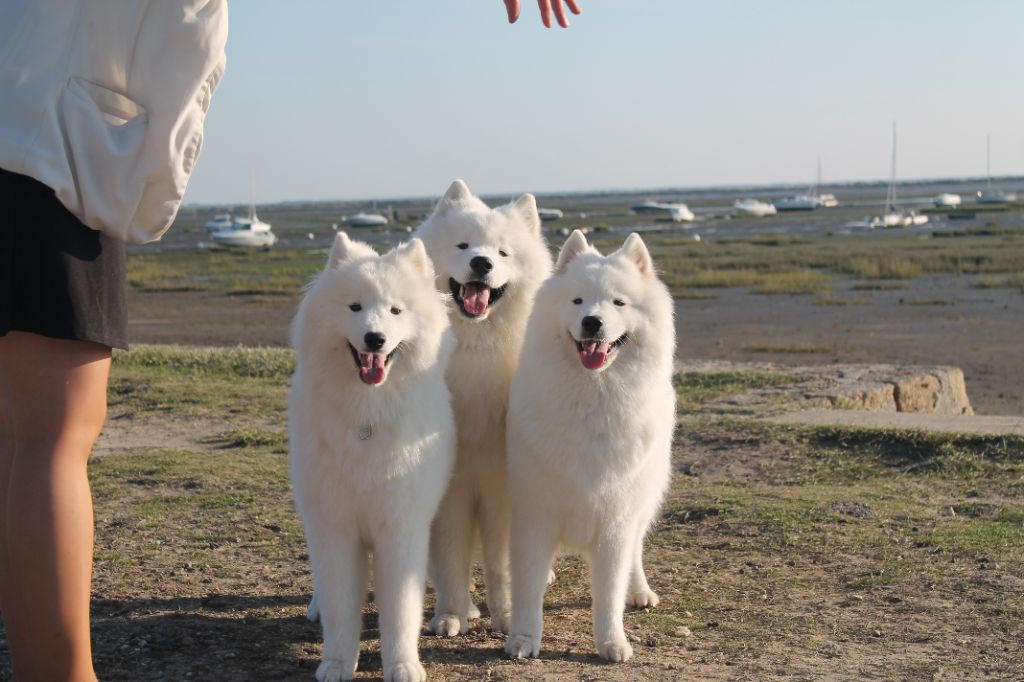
[114,344,295,379]
[742,343,838,354]
[674,268,830,295]
[673,371,796,406]
[203,429,289,453]
[798,425,1024,479]
[839,256,923,280]
[684,269,763,288]
[127,248,323,298]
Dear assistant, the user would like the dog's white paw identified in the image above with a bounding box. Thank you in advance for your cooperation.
[547,569,556,585]
[505,633,541,659]
[467,602,481,620]
[429,612,469,637]
[384,660,426,682]
[597,638,634,663]
[490,610,511,634]
[316,657,356,682]
[306,593,320,622]
[627,588,660,609]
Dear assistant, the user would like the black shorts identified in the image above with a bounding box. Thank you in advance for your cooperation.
[0,168,128,350]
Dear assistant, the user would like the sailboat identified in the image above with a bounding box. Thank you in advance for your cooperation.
[870,122,927,228]
[211,205,276,247]
[976,134,1017,204]
[773,159,835,211]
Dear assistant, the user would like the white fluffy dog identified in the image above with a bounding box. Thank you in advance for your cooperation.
[505,230,676,663]
[289,233,455,682]
[413,179,552,636]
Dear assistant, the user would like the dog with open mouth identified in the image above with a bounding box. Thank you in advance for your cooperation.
[412,179,552,636]
[289,233,455,682]
[505,230,676,664]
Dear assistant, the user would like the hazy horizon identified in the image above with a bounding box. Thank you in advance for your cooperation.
[186,1,1024,206]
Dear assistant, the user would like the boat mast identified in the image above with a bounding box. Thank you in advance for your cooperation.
[886,121,897,212]
[986,133,993,192]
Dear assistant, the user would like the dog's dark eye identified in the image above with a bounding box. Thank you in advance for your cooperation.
[572,297,583,305]
[613,299,626,307]
[456,242,469,250]
[390,306,402,315]
[499,250,509,257]
[349,303,362,312]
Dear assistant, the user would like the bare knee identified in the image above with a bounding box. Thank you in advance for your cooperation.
[0,334,111,460]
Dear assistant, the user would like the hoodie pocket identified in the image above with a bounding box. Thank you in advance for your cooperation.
[58,77,149,235]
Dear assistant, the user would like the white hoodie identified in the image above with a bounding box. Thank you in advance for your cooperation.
[0,0,229,243]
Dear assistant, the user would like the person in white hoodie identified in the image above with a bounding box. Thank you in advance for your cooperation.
[0,2,583,680]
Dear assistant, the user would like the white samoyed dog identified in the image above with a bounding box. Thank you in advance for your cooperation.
[290,233,455,682]
[505,230,676,663]
[413,179,552,636]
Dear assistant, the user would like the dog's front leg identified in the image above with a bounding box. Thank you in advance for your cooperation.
[428,482,475,636]
[479,488,512,633]
[309,533,367,682]
[505,508,557,659]
[626,531,659,609]
[590,526,634,663]
[375,528,430,682]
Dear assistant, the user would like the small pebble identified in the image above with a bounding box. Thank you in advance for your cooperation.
[674,626,693,638]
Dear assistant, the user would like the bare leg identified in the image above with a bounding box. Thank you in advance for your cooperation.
[427,483,475,636]
[374,529,429,682]
[0,332,109,682]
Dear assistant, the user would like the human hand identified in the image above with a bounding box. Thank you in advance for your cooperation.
[503,0,582,28]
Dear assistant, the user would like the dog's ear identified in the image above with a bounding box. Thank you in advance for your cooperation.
[328,232,356,268]
[616,233,655,279]
[433,179,472,217]
[555,229,590,274]
[392,238,434,278]
[508,193,541,236]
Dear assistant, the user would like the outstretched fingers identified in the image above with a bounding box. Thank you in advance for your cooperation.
[503,0,520,23]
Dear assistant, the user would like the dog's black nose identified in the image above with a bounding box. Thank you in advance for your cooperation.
[364,332,386,351]
[581,316,603,335]
[470,256,493,275]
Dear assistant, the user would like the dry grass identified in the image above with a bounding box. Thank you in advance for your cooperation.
[3,349,1019,680]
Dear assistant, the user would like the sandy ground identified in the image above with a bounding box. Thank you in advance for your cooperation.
[126,273,1024,415]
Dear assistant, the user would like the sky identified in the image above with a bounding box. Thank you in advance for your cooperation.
[186,0,1024,205]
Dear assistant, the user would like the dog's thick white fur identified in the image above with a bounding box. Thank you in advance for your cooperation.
[505,230,675,663]
[290,233,455,682]
[413,179,552,636]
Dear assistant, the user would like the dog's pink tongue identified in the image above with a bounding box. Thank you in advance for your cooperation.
[579,340,610,370]
[358,352,386,385]
[460,282,491,316]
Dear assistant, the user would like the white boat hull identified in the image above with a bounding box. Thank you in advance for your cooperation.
[211,229,277,247]
[977,191,1016,205]
[734,199,777,217]
[668,205,695,222]
[773,195,820,211]
[346,213,389,227]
